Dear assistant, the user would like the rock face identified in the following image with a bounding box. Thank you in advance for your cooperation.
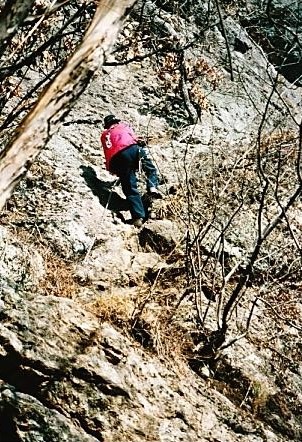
[240,0,302,85]
[0,1,302,441]
[0,288,294,442]
[0,291,239,441]
[139,220,183,254]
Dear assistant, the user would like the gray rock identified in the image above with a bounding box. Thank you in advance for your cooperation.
[139,220,183,254]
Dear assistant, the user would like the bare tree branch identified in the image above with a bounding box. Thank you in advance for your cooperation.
[213,0,234,81]
[0,0,137,211]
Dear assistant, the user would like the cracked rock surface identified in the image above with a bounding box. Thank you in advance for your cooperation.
[0,289,267,442]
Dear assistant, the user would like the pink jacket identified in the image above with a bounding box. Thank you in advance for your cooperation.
[100,122,138,171]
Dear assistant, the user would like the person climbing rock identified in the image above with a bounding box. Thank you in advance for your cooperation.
[100,114,162,227]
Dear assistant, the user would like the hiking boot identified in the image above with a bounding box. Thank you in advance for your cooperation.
[133,218,144,228]
[149,187,162,199]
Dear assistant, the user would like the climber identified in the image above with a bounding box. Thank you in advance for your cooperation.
[100,114,162,228]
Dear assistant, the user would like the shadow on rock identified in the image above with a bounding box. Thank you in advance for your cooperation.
[80,165,129,212]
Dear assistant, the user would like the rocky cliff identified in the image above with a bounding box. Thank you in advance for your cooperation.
[0,1,301,441]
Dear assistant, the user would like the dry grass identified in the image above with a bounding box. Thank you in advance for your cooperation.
[1,222,79,299]
[82,282,193,364]
[151,188,186,225]
[38,249,79,298]
[129,278,193,361]
[144,310,193,362]
[87,290,136,328]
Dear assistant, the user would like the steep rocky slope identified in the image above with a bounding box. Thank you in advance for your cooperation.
[0,1,301,441]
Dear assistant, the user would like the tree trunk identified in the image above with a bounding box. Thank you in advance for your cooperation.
[0,0,137,211]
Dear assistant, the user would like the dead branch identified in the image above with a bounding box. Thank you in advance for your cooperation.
[0,0,137,211]
[213,0,234,81]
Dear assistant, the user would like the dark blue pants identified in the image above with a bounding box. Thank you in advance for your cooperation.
[110,144,158,220]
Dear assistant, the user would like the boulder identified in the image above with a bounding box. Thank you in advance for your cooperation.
[139,220,183,255]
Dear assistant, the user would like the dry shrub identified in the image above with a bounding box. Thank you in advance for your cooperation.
[264,289,302,325]
[186,57,224,89]
[161,128,302,350]
[158,53,181,94]
[88,291,135,328]
[190,84,209,110]
[184,129,300,232]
